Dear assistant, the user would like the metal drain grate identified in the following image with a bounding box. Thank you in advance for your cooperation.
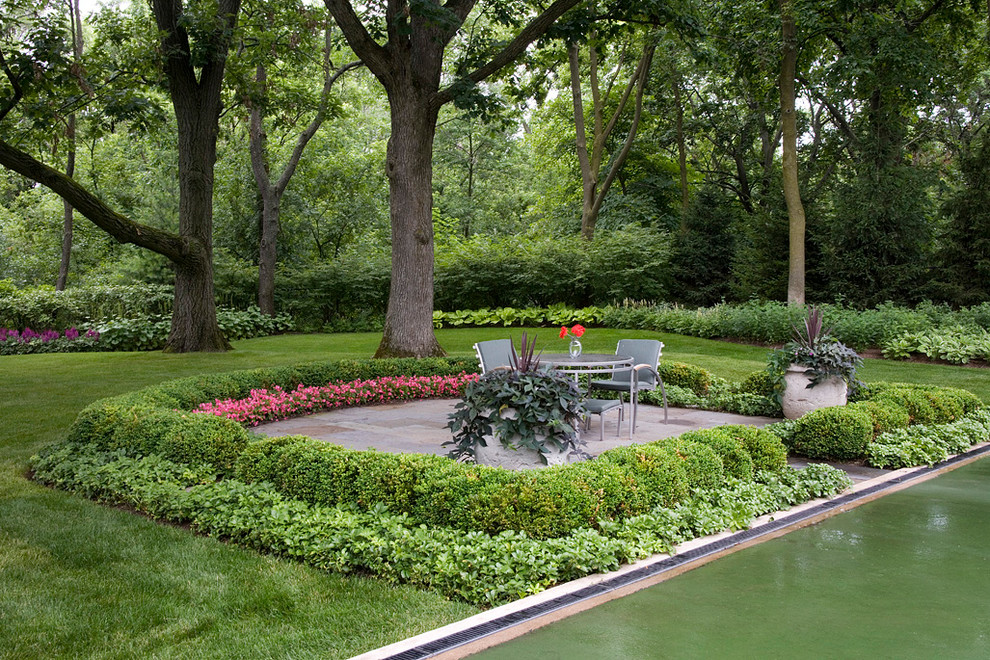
[382,443,990,660]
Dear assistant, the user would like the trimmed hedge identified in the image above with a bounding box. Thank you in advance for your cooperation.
[68,357,478,473]
[791,407,873,460]
[60,356,790,540]
[847,400,911,437]
[677,428,754,480]
[657,361,712,396]
[56,355,982,543]
[30,443,853,606]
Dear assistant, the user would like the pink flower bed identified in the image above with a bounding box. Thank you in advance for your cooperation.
[194,373,478,426]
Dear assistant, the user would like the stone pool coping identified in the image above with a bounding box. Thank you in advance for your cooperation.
[352,441,990,660]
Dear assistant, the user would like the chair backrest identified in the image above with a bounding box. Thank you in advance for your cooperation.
[474,339,514,373]
[612,339,663,385]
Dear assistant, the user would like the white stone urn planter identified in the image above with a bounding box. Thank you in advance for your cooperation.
[473,434,576,470]
[468,405,584,469]
[781,364,847,420]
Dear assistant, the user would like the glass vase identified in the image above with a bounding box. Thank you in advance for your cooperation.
[568,338,582,358]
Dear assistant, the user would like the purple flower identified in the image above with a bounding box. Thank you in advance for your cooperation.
[65,327,79,340]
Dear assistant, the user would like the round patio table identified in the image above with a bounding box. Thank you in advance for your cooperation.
[541,353,634,376]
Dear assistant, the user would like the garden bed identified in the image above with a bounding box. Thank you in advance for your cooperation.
[30,356,989,607]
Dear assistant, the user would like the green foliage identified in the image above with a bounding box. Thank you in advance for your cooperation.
[647,438,725,491]
[881,327,990,364]
[445,363,586,463]
[275,254,390,332]
[677,428,754,481]
[87,307,294,351]
[737,370,776,396]
[859,381,979,427]
[657,361,712,395]
[791,406,873,460]
[0,284,173,329]
[432,301,990,357]
[30,442,853,606]
[433,227,673,311]
[235,435,311,484]
[669,185,739,305]
[823,165,934,307]
[934,134,990,307]
[715,424,788,473]
[691,381,782,418]
[846,400,910,437]
[867,410,990,469]
[596,445,691,508]
[69,400,248,473]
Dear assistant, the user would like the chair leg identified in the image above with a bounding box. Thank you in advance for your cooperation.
[615,406,622,437]
[629,390,639,439]
[659,378,668,424]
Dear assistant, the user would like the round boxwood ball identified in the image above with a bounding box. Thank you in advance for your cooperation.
[791,406,872,461]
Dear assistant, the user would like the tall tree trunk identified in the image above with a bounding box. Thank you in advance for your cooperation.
[780,0,806,305]
[257,191,279,316]
[168,93,229,351]
[375,93,444,357]
[325,0,581,358]
[670,66,690,226]
[571,38,655,240]
[57,0,86,291]
[57,115,75,291]
[153,0,239,352]
[248,48,360,317]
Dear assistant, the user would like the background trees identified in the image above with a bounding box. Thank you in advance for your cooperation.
[3,0,990,351]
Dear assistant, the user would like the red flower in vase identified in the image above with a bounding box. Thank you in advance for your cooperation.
[559,324,586,339]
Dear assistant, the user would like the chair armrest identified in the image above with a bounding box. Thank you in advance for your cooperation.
[629,364,660,393]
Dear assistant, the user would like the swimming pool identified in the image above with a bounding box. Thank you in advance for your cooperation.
[475,456,990,658]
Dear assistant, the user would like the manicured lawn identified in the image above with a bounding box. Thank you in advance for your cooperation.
[0,333,476,659]
[1,329,985,657]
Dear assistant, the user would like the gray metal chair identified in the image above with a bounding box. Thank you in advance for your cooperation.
[589,339,667,435]
[473,339,514,373]
[582,398,623,441]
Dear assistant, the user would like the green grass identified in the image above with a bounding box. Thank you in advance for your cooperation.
[0,333,476,659]
[2,329,986,658]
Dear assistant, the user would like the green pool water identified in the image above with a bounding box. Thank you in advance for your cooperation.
[476,457,990,659]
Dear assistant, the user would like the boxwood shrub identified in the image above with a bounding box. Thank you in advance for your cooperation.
[657,361,712,396]
[737,370,776,397]
[55,355,982,544]
[649,437,725,491]
[846,400,911,437]
[791,406,873,460]
[676,428,755,481]
[856,382,981,423]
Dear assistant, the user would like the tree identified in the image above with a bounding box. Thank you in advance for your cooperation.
[57,0,88,291]
[0,0,240,351]
[779,0,805,304]
[237,4,361,315]
[323,0,584,358]
[569,32,656,240]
